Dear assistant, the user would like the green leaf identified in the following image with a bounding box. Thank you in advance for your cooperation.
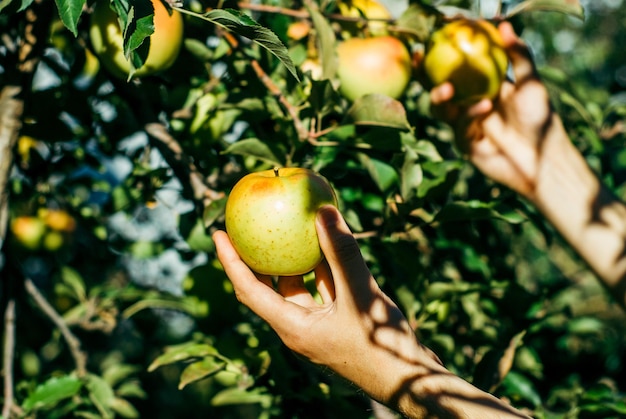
[194,8,299,81]
[54,0,86,36]
[86,374,115,419]
[60,265,86,301]
[306,4,337,80]
[211,387,272,406]
[102,363,140,387]
[400,146,422,200]
[434,200,526,224]
[357,153,398,192]
[394,3,442,42]
[500,371,542,407]
[417,160,463,199]
[202,197,227,229]
[22,375,83,412]
[505,0,585,20]
[222,138,283,166]
[346,94,412,130]
[148,343,219,372]
[179,358,226,389]
[110,397,140,418]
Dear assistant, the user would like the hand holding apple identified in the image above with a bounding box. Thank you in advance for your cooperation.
[423,18,508,104]
[224,167,337,276]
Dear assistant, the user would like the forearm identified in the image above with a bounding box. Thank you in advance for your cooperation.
[530,115,626,307]
[323,312,526,418]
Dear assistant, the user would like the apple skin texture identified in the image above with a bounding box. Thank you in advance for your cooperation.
[423,19,508,104]
[225,168,337,276]
[336,36,412,101]
[89,0,183,79]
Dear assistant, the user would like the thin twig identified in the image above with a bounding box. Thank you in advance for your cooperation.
[2,299,16,419]
[249,60,309,142]
[237,1,393,24]
[24,278,87,377]
[144,122,224,206]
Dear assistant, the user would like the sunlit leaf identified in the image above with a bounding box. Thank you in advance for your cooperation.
[110,397,140,418]
[22,375,83,412]
[211,387,272,406]
[188,8,299,80]
[86,374,116,418]
[60,265,86,302]
[122,295,208,319]
[148,343,219,372]
[178,358,226,389]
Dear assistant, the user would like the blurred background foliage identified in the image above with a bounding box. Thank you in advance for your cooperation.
[0,0,625,418]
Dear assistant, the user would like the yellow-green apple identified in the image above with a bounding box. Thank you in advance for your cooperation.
[89,0,184,79]
[336,36,412,101]
[337,0,393,36]
[11,216,47,250]
[423,18,508,104]
[224,167,337,276]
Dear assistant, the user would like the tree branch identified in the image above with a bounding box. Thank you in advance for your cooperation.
[0,86,22,254]
[24,278,87,377]
[1,299,16,419]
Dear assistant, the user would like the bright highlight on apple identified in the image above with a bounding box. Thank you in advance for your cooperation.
[224,167,338,277]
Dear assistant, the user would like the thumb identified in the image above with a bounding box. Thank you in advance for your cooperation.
[315,205,374,301]
[498,21,538,84]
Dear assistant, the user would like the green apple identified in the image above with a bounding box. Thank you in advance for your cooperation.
[336,36,412,101]
[423,18,508,104]
[89,0,184,79]
[224,167,337,276]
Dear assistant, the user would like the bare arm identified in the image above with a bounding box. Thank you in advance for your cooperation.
[213,205,529,418]
[431,22,626,308]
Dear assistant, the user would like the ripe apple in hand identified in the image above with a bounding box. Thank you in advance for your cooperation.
[336,36,412,101]
[423,18,508,104]
[89,0,184,79]
[224,168,337,276]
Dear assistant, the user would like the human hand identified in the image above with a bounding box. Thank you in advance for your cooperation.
[213,205,446,412]
[214,205,530,418]
[430,21,569,201]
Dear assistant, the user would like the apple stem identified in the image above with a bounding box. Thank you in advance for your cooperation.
[273,167,280,177]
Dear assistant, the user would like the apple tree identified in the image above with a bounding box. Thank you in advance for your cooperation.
[1,0,626,417]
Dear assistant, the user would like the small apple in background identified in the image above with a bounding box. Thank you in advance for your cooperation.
[336,35,412,101]
[89,0,184,79]
[224,167,337,276]
[422,18,508,104]
[10,216,47,250]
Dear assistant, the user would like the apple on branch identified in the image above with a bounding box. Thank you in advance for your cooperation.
[89,0,184,79]
[336,35,412,101]
[224,167,338,277]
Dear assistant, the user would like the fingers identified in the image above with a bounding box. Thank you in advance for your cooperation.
[213,230,301,324]
[276,276,318,307]
[314,259,335,303]
[315,205,375,303]
[498,20,538,84]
